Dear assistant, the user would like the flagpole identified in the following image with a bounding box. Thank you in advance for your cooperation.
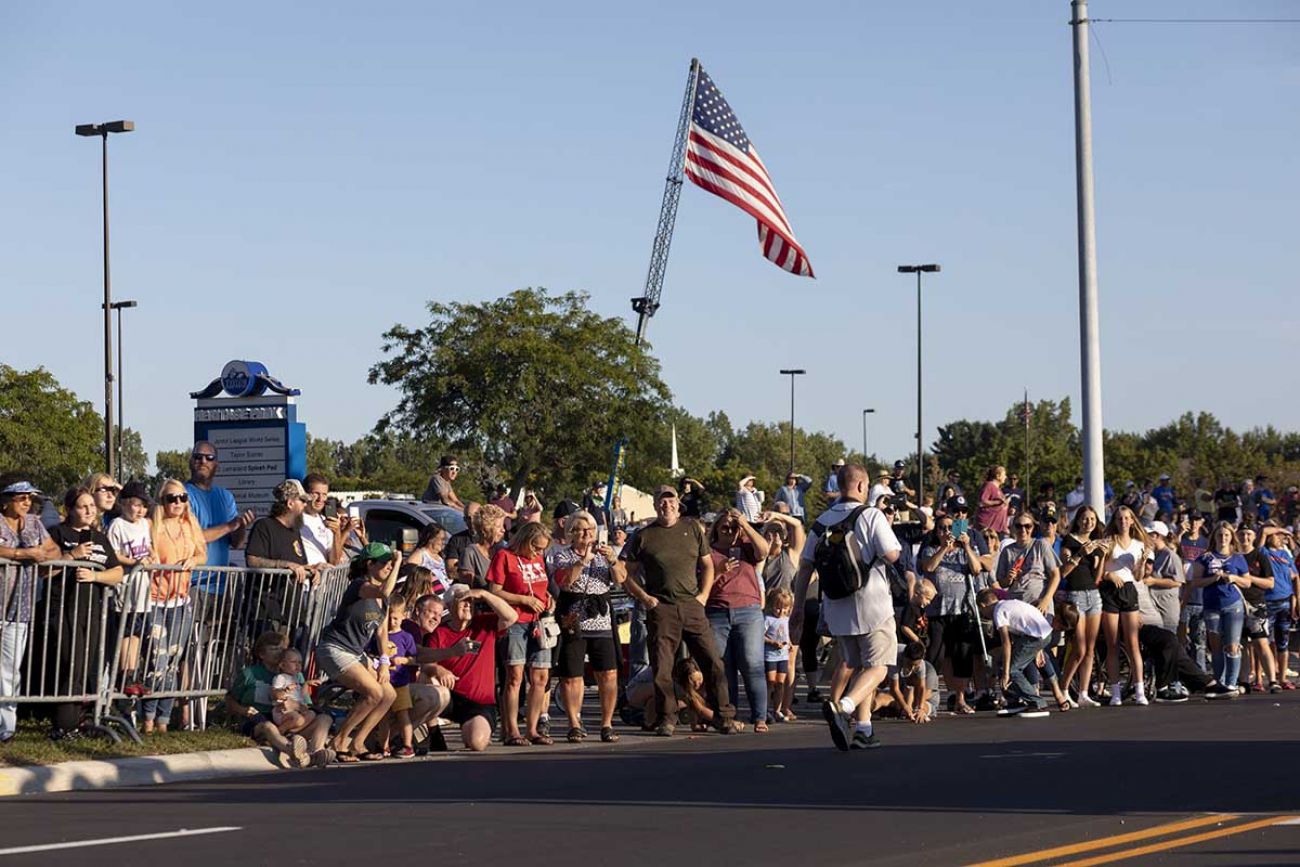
[1072,0,1106,513]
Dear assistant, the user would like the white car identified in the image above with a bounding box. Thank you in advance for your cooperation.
[347,499,468,554]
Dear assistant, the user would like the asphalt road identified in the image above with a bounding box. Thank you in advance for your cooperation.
[3,693,1299,866]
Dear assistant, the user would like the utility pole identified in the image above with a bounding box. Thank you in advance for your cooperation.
[1071,0,1106,513]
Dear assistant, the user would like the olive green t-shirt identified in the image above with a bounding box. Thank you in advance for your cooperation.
[621,519,709,602]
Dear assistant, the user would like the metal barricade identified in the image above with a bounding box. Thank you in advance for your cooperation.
[0,557,352,740]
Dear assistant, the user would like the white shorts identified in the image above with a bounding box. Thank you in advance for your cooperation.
[835,626,897,670]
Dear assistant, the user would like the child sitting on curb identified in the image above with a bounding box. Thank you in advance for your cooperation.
[226,631,334,768]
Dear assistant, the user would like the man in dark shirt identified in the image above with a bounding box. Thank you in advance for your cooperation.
[245,480,314,633]
[621,485,737,736]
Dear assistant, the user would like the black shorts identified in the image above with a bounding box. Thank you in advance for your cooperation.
[556,633,620,678]
[1100,582,1140,614]
[446,693,498,730]
[239,712,272,737]
[1244,604,1270,641]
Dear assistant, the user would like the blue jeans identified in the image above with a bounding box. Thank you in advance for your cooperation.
[1182,603,1208,671]
[1006,633,1051,708]
[141,602,195,724]
[0,622,30,738]
[1205,600,1245,687]
[707,605,768,723]
[1266,600,1294,653]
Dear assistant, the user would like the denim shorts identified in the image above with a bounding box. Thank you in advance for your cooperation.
[1069,588,1102,616]
[315,641,367,680]
[504,620,552,668]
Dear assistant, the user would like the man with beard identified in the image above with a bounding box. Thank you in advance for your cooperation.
[245,480,316,635]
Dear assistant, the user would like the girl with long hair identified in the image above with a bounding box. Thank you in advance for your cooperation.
[1099,506,1149,706]
[1059,506,1106,706]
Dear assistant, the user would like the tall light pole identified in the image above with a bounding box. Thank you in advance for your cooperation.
[108,300,138,475]
[76,120,135,479]
[778,369,806,475]
[862,408,875,471]
[898,264,940,508]
[1071,0,1105,513]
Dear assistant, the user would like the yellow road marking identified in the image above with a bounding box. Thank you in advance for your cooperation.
[1055,814,1299,867]
[966,814,1238,866]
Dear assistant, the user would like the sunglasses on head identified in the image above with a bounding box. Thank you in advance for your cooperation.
[163,493,190,505]
[190,453,217,462]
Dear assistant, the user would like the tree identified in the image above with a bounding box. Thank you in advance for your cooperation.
[0,365,105,493]
[369,288,672,497]
[152,449,190,489]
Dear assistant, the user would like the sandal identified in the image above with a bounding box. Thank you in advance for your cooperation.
[566,726,587,743]
[357,751,386,762]
[600,726,620,743]
[528,734,555,746]
[334,751,359,764]
[754,720,770,733]
[1057,699,1072,712]
[504,736,531,747]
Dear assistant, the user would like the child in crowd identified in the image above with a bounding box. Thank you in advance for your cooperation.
[271,648,319,735]
[764,589,794,722]
[899,580,936,646]
[377,597,419,757]
[106,482,154,695]
[226,632,329,768]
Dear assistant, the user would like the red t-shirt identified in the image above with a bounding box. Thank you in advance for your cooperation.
[487,548,550,623]
[425,614,498,706]
[706,539,763,609]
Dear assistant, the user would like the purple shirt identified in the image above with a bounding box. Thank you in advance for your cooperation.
[388,629,419,688]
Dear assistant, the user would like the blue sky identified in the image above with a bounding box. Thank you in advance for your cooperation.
[2,1,1297,473]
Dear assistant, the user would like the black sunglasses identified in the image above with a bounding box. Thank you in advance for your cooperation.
[163,493,190,505]
[190,453,217,462]
[95,485,121,495]
[1015,523,1034,530]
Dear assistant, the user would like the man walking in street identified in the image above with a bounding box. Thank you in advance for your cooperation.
[620,485,739,736]
[793,464,902,751]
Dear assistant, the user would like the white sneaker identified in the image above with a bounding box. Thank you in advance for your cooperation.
[1078,693,1100,708]
[1109,691,1123,707]
[1132,691,1149,707]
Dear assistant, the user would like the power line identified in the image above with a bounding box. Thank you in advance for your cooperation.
[1090,18,1300,24]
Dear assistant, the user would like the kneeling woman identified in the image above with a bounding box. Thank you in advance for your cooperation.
[552,511,627,743]
[316,542,402,762]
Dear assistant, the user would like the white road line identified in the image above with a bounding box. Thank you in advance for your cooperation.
[0,827,240,856]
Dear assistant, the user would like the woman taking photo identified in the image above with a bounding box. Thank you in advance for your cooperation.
[0,477,60,744]
[411,523,451,596]
[706,508,769,731]
[1059,506,1106,707]
[316,542,401,761]
[760,511,804,716]
[487,521,554,746]
[138,479,207,733]
[1189,522,1251,698]
[551,511,626,743]
[44,487,125,739]
[1099,506,1149,706]
[458,504,506,588]
[919,513,985,714]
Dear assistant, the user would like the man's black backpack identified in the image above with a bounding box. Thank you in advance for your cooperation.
[811,505,877,600]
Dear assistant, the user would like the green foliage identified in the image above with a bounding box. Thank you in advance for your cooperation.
[368,288,671,497]
[152,449,190,490]
[117,427,149,482]
[0,365,105,493]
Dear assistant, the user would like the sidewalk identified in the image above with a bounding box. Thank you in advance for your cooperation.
[0,746,288,797]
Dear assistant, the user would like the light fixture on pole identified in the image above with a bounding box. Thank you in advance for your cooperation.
[107,300,138,474]
[76,119,135,479]
[898,263,940,508]
[862,408,875,471]
[778,369,806,475]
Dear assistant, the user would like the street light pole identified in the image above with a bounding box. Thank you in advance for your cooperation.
[862,408,875,470]
[76,120,134,479]
[898,264,940,509]
[778,369,806,475]
[109,300,138,475]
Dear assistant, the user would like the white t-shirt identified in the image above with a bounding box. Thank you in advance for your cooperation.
[1103,538,1147,584]
[992,598,1053,639]
[801,501,902,637]
[867,483,891,508]
[300,512,334,566]
[107,517,152,613]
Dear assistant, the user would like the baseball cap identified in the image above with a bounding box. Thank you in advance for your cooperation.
[552,499,581,520]
[832,459,846,467]
[893,460,906,471]
[1146,521,1170,537]
[353,541,395,564]
[654,485,678,500]
[448,583,473,602]
[119,481,151,505]
[1159,473,1171,481]
[945,495,968,513]
[273,479,308,504]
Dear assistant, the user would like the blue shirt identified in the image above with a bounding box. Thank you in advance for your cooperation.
[824,472,839,495]
[1263,547,1296,602]
[774,476,812,518]
[1152,484,1175,515]
[184,482,239,586]
[1256,488,1274,521]
[1197,551,1248,611]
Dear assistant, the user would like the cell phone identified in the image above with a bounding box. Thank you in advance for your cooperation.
[323,497,339,519]
[464,639,481,653]
[347,505,360,521]
[597,525,609,546]
[78,529,94,545]
[951,518,969,539]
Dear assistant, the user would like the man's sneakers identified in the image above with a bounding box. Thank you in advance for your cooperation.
[654,721,676,737]
[1155,686,1189,703]
[1204,683,1239,700]
[822,700,853,752]
[1108,690,1124,707]
[1077,693,1101,708]
[850,730,882,750]
[287,734,310,769]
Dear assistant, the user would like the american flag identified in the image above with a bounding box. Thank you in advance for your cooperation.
[684,66,814,278]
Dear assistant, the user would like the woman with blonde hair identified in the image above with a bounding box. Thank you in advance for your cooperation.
[459,503,506,588]
[83,471,122,528]
[1059,505,1106,706]
[488,519,554,745]
[138,478,207,732]
[1099,505,1149,706]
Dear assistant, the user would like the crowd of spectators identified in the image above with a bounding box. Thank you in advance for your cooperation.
[3,448,1297,764]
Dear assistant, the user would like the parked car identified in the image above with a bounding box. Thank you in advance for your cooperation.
[347,498,468,555]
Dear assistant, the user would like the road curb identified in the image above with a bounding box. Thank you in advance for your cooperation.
[0,746,286,797]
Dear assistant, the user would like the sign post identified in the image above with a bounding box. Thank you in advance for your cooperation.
[190,360,307,517]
